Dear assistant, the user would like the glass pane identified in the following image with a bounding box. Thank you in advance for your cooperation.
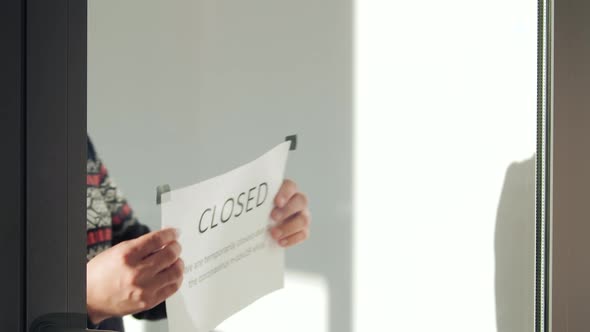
[87,0,544,331]
[354,1,539,331]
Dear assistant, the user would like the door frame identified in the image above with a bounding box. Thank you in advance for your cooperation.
[550,0,590,330]
[0,0,88,330]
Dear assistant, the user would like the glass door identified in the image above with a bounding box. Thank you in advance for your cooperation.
[87,0,551,331]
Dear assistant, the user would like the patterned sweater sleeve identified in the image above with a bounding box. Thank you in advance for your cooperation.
[98,163,150,246]
[88,138,167,320]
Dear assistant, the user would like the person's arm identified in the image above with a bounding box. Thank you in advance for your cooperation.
[97,160,169,320]
[87,139,174,322]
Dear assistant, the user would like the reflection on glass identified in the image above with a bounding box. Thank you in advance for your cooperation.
[495,156,535,332]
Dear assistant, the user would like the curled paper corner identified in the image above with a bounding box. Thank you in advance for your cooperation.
[285,134,297,151]
[156,184,172,205]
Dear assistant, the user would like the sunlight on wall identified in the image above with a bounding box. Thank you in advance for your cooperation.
[353,0,537,331]
[123,270,329,332]
[217,269,329,332]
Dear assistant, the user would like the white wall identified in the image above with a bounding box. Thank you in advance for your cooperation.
[354,0,537,331]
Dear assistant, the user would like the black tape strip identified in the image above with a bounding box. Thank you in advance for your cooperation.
[285,135,297,151]
[156,184,172,205]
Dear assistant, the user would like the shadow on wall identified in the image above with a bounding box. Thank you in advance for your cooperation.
[495,155,535,332]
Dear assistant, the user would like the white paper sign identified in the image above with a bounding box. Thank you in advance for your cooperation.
[161,141,291,332]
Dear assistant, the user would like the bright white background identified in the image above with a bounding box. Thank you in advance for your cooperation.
[354,0,537,331]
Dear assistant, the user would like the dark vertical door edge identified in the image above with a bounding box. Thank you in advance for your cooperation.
[26,0,87,329]
[0,0,25,330]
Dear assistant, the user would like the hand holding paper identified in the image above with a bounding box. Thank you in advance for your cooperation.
[86,228,183,324]
[269,179,311,247]
[160,140,310,332]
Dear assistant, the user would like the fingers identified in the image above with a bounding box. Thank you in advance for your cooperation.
[138,275,183,312]
[271,192,308,223]
[271,210,311,240]
[149,258,184,291]
[277,229,309,247]
[129,228,179,261]
[131,258,183,311]
[154,280,182,305]
[271,179,311,248]
[274,179,298,209]
[140,241,182,275]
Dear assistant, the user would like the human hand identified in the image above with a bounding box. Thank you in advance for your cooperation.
[269,179,311,247]
[86,228,183,324]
